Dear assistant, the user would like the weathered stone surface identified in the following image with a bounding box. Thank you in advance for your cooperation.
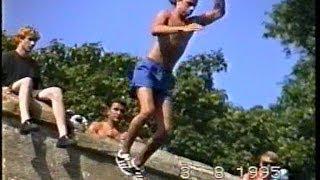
[2,119,172,180]
[2,89,241,180]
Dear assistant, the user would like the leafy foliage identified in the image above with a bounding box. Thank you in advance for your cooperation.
[263,0,315,178]
[168,55,282,175]
[263,0,315,56]
[32,39,138,120]
[2,31,16,51]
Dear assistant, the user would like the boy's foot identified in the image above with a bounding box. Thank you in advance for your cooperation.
[116,150,134,176]
[56,135,76,148]
[20,119,39,135]
[131,159,146,180]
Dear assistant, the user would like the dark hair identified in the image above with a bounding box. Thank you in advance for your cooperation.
[170,0,198,6]
[109,98,127,108]
[100,99,127,116]
[169,0,177,5]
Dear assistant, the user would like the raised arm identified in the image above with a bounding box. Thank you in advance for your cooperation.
[151,10,203,36]
[190,0,226,26]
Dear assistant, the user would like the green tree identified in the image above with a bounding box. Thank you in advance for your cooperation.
[167,50,230,165]
[176,50,227,91]
[2,30,16,51]
[168,51,279,175]
[264,0,315,178]
[263,0,315,56]
[33,39,138,120]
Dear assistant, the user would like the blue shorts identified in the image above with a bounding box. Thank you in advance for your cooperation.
[129,58,175,101]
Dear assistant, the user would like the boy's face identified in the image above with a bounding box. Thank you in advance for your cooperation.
[19,35,38,53]
[176,0,198,17]
[108,102,125,122]
[259,156,277,168]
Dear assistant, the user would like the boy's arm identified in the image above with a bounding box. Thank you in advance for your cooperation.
[2,53,9,85]
[151,10,203,36]
[189,0,226,26]
[87,122,106,139]
[86,122,101,134]
[114,131,124,141]
[34,63,43,89]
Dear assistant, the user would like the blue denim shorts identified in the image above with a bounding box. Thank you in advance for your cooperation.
[129,58,175,101]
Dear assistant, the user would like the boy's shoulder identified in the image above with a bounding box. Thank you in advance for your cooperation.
[2,51,17,65]
[2,50,15,58]
[156,9,172,18]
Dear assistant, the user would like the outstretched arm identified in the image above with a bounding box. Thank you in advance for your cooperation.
[151,10,203,36]
[190,0,226,26]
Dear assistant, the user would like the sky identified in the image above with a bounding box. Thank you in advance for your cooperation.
[2,0,297,109]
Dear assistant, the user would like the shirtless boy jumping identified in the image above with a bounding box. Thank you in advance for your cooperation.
[116,0,226,178]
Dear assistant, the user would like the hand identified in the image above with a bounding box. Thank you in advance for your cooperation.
[182,23,204,32]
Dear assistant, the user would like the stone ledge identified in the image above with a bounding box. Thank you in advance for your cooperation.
[2,88,240,180]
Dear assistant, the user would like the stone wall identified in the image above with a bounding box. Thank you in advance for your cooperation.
[2,117,173,180]
[2,89,240,180]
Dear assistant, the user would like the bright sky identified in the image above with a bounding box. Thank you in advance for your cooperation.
[2,0,297,109]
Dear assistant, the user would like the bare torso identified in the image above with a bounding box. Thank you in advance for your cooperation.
[87,121,120,139]
[148,12,194,70]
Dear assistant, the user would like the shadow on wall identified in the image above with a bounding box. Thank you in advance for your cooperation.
[30,129,85,180]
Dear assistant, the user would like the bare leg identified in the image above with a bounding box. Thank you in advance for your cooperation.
[11,77,33,123]
[121,87,156,154]
[37,87,67,138]
[134,98,173,166]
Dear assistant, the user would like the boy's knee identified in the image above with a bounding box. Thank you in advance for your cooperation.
[48,87,63,101]
[51,87,62,95]
[11,77,33,92]
[20,77,33,86]
[139,107,155,119]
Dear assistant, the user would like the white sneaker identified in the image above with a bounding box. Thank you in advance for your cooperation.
[115,150,133,176]
[131,158,146,180]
